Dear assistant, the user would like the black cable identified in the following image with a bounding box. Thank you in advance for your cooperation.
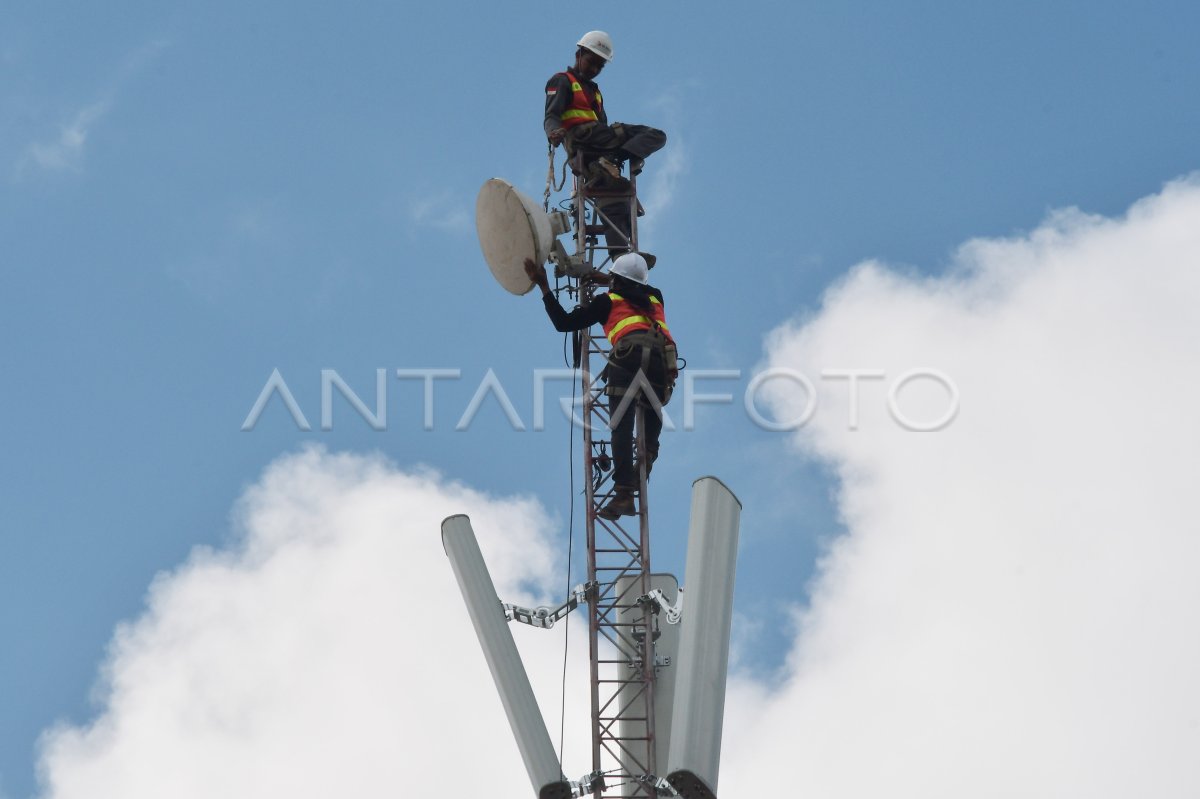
[557,335,579,771]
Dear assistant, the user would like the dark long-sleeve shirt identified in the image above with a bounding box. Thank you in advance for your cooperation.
[544,68,607,138]
[541,292,611,332]
[540,287,665,333]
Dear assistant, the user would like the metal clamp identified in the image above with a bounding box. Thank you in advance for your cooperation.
[638,774,680,796]
[550,239,590,278]
[504,582,595,629]
[571,770,607,796]
[637,588,683,625]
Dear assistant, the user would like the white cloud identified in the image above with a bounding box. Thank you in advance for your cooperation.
[406,189,472,234]
[638,136,685,223]
[35,446,592,799]
[17,39,167,177]
[21,101,108,173]
[732,174,1200,797]
[637,90,687,223]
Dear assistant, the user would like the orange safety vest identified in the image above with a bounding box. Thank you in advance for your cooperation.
[604,292,674,346]
[558,70,602,129]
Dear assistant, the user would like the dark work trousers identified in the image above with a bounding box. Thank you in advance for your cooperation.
[566,121,667,162]
[595,197,635,258]
[566,122,665,260]
[605,331,670,490]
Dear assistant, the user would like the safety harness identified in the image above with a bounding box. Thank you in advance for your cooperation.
[604,292,679,404]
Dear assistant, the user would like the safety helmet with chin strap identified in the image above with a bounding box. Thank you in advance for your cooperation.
[611,252,649,285]
[576,30,614,62]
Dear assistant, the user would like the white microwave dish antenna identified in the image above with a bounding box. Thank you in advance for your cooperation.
[475,178,554,295]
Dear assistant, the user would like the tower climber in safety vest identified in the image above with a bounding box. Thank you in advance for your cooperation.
[544,31,667,263]
[543,31,667,184]
[525,253,678,520]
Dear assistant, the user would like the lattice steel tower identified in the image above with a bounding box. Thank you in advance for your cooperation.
[562,155,664,798]
[451,157,742,799]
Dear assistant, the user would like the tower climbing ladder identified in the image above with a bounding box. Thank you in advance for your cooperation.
[558,153,664,798]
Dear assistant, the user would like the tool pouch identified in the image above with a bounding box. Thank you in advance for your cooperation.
[662,340,678,405]
[605,329,677,406]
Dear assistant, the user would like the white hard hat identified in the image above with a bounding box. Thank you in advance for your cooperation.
[611,252,648,285]
[576,30,614,62]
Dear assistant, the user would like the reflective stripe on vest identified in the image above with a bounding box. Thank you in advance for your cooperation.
[560,71,601,129]
[604,292,673,345]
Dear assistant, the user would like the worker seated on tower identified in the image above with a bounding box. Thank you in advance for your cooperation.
[524,253,677,520]
[544,31,666,264]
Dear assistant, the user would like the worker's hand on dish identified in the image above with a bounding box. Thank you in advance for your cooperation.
[524,258,550,291]
[548,128,566,146]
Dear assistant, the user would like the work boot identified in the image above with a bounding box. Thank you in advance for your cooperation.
[596,156,623,179]
[585,162,631,192]
[597,487,637,520]
[628,157,645,177]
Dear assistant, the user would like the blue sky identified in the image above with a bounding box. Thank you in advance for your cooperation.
[3,2,1200,797]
